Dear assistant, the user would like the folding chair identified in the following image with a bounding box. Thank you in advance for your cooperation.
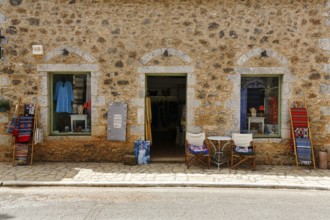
[230,133,256,171]
[185,132,211,169]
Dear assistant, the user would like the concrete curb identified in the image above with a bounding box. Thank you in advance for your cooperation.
[2,181,330,191]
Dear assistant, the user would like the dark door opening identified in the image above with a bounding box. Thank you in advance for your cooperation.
[146,75,187,161]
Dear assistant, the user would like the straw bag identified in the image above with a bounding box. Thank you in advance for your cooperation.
[7,100,20,134]
[34,127,43,144]
[34,106,43,144]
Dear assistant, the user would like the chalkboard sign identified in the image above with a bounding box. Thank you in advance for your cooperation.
[107,102,127,141]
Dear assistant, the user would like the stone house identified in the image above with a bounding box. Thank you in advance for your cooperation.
[0,0,329,166]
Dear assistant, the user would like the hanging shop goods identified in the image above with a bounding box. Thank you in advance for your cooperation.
[34,105,43,145]
[7,98,21,133]
[134,140,151,165]
[145,96,152,144]
[289,100,316,169]
[11,98,39,166]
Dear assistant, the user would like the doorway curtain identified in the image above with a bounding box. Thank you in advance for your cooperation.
[145,96,152,144]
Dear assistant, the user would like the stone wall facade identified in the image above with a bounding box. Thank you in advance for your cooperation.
[0,0,329,165]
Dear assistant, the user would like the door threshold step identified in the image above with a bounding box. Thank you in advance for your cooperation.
[151,157,185,163]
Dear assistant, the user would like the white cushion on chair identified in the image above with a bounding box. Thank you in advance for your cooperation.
[186,132,205,147]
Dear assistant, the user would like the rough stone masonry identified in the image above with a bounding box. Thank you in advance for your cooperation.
[0,0,329,166]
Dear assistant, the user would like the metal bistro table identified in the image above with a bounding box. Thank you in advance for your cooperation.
[207,136,232,170]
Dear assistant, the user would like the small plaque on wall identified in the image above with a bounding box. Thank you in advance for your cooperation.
[107,102,127,141]
[32,45,44,55]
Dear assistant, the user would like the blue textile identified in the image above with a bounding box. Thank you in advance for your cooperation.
[296,138,311,147]
[240,88,247,131]
[189,144,209,155]
[15,116,33,143]
[296,138,311,162]
[54,81,74,113]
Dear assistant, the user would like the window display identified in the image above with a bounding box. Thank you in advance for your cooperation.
[51,73,91,135]
[240,76,280,137]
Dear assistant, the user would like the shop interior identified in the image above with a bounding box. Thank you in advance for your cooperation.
[146,75,187,161]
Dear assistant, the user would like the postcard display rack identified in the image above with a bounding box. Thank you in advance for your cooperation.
[11,99,38,166]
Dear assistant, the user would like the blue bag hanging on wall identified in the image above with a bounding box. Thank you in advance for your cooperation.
[134,140,151,164]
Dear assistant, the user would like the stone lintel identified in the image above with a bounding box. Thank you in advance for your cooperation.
[37,64,99,72]
[235,67,289,75]
[137,66,193,74]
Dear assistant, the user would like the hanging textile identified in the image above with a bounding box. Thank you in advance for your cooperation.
[145,96,152,144]
[54,80,74,113]
[240,88,247,131]
[150,96,178,129]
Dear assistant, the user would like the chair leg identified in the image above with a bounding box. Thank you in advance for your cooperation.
[252,157,256,171]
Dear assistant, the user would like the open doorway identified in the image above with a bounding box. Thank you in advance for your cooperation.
[146,75,187,161]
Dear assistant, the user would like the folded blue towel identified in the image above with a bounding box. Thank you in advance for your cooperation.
[296,138,311,162]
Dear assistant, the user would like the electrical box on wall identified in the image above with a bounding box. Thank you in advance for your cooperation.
[32,45,43,55]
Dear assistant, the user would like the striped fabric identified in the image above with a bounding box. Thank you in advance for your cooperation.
[291,108,308,128]
[290,107,309,151]
[16,116,34,143]
[296,138,311,163]
[15,143,29,165]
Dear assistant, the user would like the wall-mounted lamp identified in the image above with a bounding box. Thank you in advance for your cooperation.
[163,49,169,57]
[63,48,69,56]
[261,50,268,58]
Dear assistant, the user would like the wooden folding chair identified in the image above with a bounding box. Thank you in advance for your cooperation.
[230,133,256,171]
[185,132,211,169]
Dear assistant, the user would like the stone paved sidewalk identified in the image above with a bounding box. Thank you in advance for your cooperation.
[1,162,330,190]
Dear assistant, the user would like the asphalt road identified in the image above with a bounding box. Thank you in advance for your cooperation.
[0,187,329,220]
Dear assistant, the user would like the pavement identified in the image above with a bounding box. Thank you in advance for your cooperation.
[1,162,330,190]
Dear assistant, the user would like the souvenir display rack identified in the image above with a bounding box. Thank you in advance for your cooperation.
[11,98,37,166]
[289,100,316,169]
